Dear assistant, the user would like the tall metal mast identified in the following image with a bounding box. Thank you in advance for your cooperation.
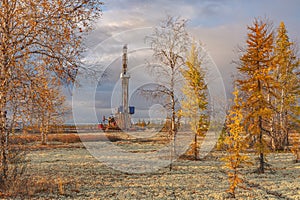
[120,44,130,129]
[122,44,128,74]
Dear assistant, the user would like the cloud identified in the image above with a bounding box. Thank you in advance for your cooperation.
[69,0,300,122]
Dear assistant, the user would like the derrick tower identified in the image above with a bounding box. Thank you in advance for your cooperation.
[117,44,131,130]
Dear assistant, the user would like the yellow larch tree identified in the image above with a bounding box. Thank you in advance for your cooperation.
[180,44,208,160]
[237,18,276,173]
[222,87,250,198]
[271,21,300,150]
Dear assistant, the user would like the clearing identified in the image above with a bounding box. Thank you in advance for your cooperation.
[10,132,300,199]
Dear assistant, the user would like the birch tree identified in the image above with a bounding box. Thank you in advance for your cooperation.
[29,66,67,145]
[146,16,190,170]
[0,0,102,181]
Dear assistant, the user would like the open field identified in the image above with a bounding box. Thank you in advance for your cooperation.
[7,132,300,199]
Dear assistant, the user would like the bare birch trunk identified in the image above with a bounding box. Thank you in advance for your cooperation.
[170,92,176,171]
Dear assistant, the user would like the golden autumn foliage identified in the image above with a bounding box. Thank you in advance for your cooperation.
[29,66,68,145]
[270,21,300,151]
[237,18,276,173]
[0,0,102,183]
[222,88,250,198]
[180,44,208,160]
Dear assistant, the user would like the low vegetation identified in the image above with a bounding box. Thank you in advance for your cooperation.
[0,132,299,199]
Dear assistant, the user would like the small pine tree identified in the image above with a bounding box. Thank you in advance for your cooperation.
[222,88,250,198]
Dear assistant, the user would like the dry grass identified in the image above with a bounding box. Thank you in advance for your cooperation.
[9,133,123,145]
[49,134,81,143]
[9,149,299,199]
[9,176,81,198]
[2,132,299,199]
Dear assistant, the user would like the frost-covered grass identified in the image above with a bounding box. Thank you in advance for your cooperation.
[17,132,300,199]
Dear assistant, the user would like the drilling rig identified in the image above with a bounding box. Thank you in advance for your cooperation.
[99,45,135,132]
[114,44,135,130]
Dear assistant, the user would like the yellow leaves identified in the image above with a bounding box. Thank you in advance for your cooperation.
[41,0,50,10]
[222,87,250,196]
[236,18,299,169]
[64,27,71,41]
[237,18,276,164]
[181,43,208,134]
[180,43,208,159]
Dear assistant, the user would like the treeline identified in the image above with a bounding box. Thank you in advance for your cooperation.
[155,16,299,197]
[145,16,299,176]
[220,18,300,197]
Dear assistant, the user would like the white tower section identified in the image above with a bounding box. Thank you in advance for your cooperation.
[120,44,130,129]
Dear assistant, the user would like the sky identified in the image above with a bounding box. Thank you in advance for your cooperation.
[69,0,300,124]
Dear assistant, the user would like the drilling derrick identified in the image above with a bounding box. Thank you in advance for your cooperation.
[117,45,131,130]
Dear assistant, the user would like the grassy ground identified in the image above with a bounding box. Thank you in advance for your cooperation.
[4,132,300,199]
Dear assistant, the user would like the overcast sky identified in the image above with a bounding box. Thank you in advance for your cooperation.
[69,0,300,124]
